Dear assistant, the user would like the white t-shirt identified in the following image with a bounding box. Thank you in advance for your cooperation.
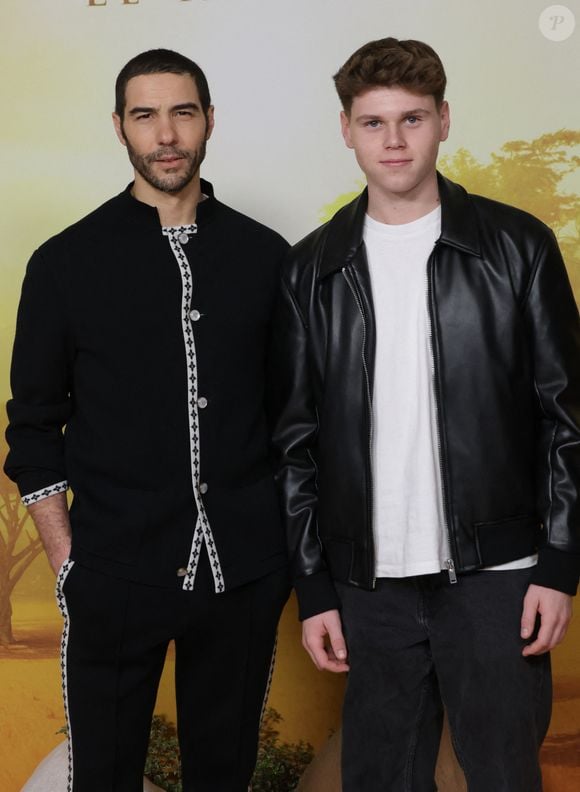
[364,207,536,576]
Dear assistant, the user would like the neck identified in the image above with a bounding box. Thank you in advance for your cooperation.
[131,173,202,226]
[366,175,440,225]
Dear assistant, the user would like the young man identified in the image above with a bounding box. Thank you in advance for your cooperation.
[271,38,580,791]
[5,49,289,792]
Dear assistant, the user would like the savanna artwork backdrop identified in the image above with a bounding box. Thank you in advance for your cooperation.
[1,1,579,790]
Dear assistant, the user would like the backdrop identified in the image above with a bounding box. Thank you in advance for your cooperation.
[1,1,579,790]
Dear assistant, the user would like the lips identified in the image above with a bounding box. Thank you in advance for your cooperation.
[148,148,188,165]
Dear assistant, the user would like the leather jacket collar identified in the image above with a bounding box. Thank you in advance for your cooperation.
[318,172,482,280]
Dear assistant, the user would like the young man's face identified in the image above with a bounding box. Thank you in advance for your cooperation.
[340,85,449,206]
[113,72,214,195]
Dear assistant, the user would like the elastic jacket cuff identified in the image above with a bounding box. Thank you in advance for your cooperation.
[294,569,341,621]
[531,546,580,596]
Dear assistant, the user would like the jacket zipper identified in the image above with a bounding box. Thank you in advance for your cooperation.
[426,245,457,584]
[342,266,376,589]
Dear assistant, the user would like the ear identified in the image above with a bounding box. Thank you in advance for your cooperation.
[340,110,354,149]
[439,100,450,143]
[112,112,127,147]
[205,105,215,141]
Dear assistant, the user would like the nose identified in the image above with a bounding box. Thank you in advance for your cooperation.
[383,123,405,149]
[157,115,178,145]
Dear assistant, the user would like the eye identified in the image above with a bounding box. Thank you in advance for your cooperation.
[406,115,420,125]
[176,110,194,118]
[135,113,152,121]
[364,119,382,128]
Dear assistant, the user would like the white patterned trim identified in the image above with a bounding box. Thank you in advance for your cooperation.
[55,559,75,792]
[259,631,278,726]
[22,480,68,506]
[163,226,225,593]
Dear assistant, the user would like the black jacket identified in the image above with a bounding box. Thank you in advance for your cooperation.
[271,175,580,620]
[5,181,289,590]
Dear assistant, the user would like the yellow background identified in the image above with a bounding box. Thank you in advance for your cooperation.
[1,1,579,789]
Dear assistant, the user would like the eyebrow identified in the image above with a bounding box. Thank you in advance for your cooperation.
[172,102,201,113]
[355,108,432,122]
[128,102,201,116]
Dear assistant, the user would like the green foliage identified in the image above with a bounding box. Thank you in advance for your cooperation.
[252,707,314,791]
[144,715,182,792]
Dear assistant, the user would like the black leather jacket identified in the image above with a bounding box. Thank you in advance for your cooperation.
[271,175,580,620]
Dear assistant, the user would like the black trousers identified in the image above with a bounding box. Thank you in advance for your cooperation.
[336,568,552,792]
[56,553,289,792]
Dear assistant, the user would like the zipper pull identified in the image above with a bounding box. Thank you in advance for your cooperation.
[446,559,458,584]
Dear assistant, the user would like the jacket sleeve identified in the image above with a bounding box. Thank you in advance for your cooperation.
[4,248,73,504]
[525,229,580,595]
[269,269,340,620]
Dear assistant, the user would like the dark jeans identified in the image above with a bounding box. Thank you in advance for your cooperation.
[57,552,289,792]
[336,569,551,792]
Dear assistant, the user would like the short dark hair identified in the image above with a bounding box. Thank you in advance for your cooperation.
[334,37,446,114]
[115,48,211,118]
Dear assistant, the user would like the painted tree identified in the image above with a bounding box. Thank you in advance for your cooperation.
[0,464,43,646]
[439,129,580,300]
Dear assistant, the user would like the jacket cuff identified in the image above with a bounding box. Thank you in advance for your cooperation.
[20,479,68,506]
[294,569,341,621]
[531,546,580,596]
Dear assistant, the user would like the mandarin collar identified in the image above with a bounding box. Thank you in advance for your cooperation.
[118,177,217,228]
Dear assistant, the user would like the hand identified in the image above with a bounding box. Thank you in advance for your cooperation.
[48,543,71,576]
[27,492,72,576]
[520,583,573,656]
[302,609,349,673]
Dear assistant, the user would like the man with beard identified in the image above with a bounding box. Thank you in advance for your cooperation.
[4,49,289,792]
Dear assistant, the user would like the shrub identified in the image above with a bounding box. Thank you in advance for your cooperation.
[252,707,314,791]
[144,715,181,792]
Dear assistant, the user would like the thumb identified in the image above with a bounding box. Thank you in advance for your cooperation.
[327,618,348,660]
[521,589,539,639]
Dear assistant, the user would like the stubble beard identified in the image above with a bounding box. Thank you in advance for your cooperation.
[125,136,207,194]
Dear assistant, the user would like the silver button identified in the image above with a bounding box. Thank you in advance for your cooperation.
[190,309,201,321]
[199,482,208,494]
[178,233,189,245]
[176,567,188,577]
[198,397,208,409]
